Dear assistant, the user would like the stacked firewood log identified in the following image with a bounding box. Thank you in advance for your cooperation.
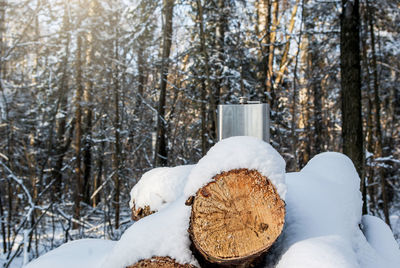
[127,137,286,268]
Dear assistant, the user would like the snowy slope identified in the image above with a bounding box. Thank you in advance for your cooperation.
[24,239,116,268]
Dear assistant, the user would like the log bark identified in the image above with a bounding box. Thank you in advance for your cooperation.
[188,169,285,267]
[130,204,154,221]
[127,257,197,268]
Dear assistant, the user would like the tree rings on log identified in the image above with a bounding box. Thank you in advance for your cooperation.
[188,169,285,266]
[131,204,154,221]
[126,256,197,268]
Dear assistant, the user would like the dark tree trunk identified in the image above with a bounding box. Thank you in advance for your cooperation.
[73,31,83,230]
[313,81,323,154]
[266,0,279,108]
[196,0,212,155]
[154,0,174,167]
[82,6,96,204]
[0,187,6,254]
[360,6,373,215]
[52,2,71,200]
[340,0,364,188]
[92,118,105,208]
[366,0,390,226]
[136,49,145,112]
[113,33,121,230]
[209,0,226,142]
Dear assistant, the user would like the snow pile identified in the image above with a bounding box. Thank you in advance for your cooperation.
[282,152,362,242]
[277,235,359,268]
[100,196,198,268]
[277,152,400,268]
[129,165,193,211]
[184,136,286,199]
[362,214,400,265]
[25,149,400,268]
[24,239,116,268]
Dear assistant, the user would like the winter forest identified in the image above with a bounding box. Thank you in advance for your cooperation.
[0,0,399,267]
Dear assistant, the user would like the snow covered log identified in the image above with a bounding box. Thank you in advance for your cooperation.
[182,137,287,267]
[130,165,193,221]
[126,257,197,268]
[187,168,285,267]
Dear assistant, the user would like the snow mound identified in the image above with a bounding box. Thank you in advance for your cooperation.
[283,153,362,242]
[24,151,400,268]
[100,197,198,268]
[24,239,116,268]
[362,215,400,265]
[278,152,400,268]
[183,136,286,199]
[301,152,360,190]
[277,235,359,268]
[130,165,193,210]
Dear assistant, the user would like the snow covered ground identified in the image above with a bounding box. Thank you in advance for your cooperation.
[24,239,116,268]
[22,137,400,268]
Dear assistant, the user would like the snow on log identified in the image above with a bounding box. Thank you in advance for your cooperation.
[100,196,198,268]
[130,165,193,220]
[126,257,197,268]
[183,136,286,266]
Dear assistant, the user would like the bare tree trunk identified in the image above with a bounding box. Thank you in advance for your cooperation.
[209,0,226,141]
[113,36,121,229]
[196,0,212,155]
[33,13,39,83]
[0,1,9,252]
[92,118,105,208]
[200,80,207,155]
[266,0,279,107]
[52,1,71,199]
[136,50,145,112]
[303,1,324,156]
[256,0,271,99]
[82,1,97,204]
[290,0,305,172]
[340,0,364,185]
[366,0,390,226]
[113,84,120,230]
[360,6,373,215]
[154,0,174,167]
[313,80,323,154]
[274,0,300,90]
[73,31,83,230]
[0,187,6,254]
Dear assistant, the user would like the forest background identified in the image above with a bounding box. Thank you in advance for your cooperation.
[0,0,399,266]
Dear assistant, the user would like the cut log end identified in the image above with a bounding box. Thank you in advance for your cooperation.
[131,204,154,221]
[189,169,285,266]
[126,256,197,268]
